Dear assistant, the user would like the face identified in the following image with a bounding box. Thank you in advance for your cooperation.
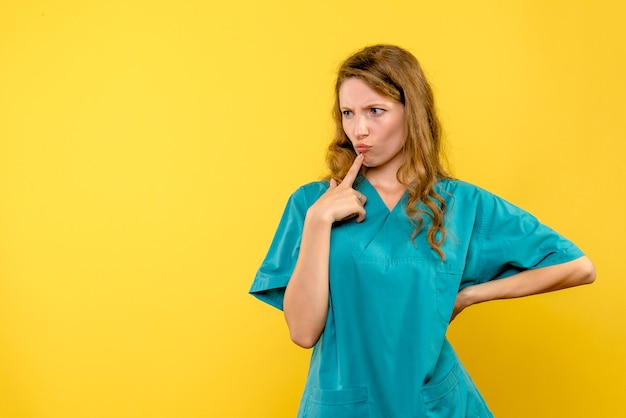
[339,77,407,173]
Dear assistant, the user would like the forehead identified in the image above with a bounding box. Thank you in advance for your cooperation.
[338,78,393,106]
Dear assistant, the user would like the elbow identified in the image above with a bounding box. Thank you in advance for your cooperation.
[289,330,321,349]
[283,307,325,348]
[582,259,596,285]
[576,256,596,286]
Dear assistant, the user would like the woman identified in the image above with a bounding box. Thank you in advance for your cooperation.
[249,44,595,417]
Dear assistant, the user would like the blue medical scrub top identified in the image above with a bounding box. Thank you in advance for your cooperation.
[249,177,584,418]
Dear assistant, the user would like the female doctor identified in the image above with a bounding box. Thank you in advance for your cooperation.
[249,44,595,417]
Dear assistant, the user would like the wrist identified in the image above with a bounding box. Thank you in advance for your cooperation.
[306,206,336,226]
[458,285,481,310]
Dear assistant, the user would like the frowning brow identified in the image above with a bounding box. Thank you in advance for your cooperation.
[340,103,388,111]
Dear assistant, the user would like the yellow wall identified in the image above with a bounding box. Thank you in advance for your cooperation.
[1,1,624,417]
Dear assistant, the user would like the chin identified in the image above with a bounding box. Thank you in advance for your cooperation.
[361,155,374,167]
[363,157,381,168]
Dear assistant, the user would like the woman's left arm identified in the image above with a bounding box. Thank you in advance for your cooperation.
[451,255,596,322]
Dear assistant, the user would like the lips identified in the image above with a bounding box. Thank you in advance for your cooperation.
[355,145,372,153]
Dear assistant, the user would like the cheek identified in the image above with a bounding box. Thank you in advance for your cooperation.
[390,123,407,145]
[342,122,353,140]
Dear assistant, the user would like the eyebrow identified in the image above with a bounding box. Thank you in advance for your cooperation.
[340,103,388,110]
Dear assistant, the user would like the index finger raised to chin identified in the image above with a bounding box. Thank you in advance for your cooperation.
[341,153,364,187]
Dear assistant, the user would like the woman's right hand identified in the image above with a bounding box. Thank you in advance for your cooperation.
[309,154,368,223]
[284,154,367,348]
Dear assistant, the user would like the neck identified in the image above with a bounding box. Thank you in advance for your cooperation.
[363,161,404,189]
[364,168,407,202]
[364,168,407,211]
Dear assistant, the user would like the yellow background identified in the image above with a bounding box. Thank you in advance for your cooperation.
[1,1,624,417]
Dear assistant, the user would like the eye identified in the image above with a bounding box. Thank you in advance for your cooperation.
[370,107,385,115]
[341,110,353,117]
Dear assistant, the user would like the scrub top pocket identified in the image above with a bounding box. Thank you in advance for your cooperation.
[421,363,493,418]
[434,270,463,323]
[302,387,369,418]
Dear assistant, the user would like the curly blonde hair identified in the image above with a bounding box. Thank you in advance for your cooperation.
[326,44,451,259]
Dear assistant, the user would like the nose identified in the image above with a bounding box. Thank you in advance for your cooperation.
[353,114,369,139]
